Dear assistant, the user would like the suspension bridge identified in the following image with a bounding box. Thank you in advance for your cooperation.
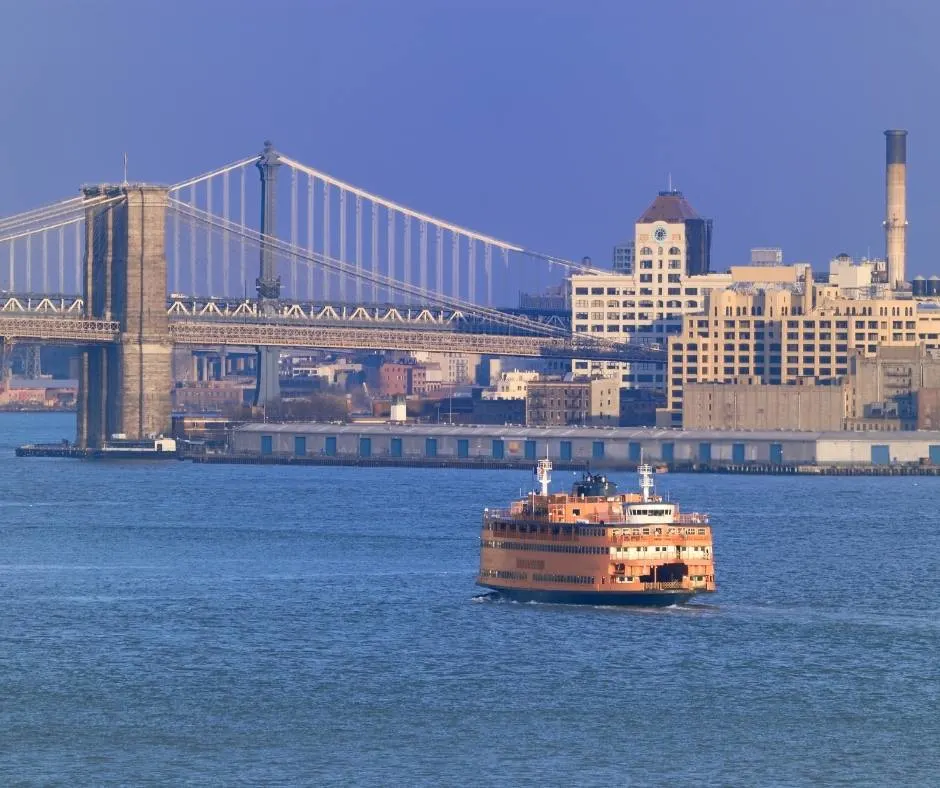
[0,142,663,446]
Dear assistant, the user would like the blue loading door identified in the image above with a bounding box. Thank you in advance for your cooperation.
[560,441,572,461]
[698,442,712,463]
[359,437,372,457]
[426,438,438,457]
[628,442,642,462]
[260,435,273,456]
[390,437,402,457]
[871,445,890,465]
[592,441,605,460]
[457,439,469,458]
[770,443,783,464]
[325,436,337,456]
[492,439,505,459]
[930,445,940,465]
[524,440,536,460]
[294,436,306,457]
[662,442,674,463]
[732,443,746,464]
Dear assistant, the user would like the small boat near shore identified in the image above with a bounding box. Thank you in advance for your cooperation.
[92,435,180,459]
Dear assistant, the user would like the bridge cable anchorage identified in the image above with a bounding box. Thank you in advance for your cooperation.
[167,198,633,349]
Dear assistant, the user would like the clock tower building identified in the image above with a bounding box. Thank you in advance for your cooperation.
[635,189,712,279]
[570,189,724,407]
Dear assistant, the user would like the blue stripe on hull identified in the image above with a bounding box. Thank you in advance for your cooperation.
[479,584,700,607]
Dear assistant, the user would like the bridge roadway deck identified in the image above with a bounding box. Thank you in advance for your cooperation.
[167,320,655,361]
[0,315,120,344]
[0,314,662,362]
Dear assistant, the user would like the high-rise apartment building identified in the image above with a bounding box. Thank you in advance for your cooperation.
[612,241,635,274]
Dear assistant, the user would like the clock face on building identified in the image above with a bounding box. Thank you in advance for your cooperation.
[652,225,668,243]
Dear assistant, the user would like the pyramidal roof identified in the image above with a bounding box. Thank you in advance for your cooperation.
[637,190,701,223]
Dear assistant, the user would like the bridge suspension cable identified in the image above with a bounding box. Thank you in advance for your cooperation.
[279,155,521,252]
[168,197,574,338]
[268,155,594,309]
[0,196,84,233]
[281,159,593,269]
[168,156,260,193]
[0,215,83,246]
[0,193,126,294]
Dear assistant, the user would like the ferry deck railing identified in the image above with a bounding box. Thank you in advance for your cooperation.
[483,509,709,528]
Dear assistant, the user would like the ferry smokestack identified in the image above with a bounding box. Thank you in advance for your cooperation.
[884,129,907,289]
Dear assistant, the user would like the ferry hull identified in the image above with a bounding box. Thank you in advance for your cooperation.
[479,583,701,607]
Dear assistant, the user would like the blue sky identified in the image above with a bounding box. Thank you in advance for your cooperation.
[2,0,938,274]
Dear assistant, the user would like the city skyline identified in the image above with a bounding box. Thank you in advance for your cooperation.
[2,1,938,275]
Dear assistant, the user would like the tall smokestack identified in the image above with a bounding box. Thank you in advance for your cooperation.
[884,129,907,289]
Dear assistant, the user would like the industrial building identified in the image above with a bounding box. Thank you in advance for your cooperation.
[665,278,918,424]
[524,378,620,426]
[683,381,847,432]
[228,422,940,467]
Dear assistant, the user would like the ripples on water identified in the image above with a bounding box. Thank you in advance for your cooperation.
[0,414,938,786]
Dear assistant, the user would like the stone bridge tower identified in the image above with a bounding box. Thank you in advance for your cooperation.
[76,185,172,448]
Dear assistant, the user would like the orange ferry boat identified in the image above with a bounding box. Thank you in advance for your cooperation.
[478,461,715,606]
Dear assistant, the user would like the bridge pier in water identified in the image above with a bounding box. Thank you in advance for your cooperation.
[76,185,172,448]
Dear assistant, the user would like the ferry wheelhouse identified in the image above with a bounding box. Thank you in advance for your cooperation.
[478,461,715,606]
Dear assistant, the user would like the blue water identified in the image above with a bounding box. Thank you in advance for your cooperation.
[0,413,938,786]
